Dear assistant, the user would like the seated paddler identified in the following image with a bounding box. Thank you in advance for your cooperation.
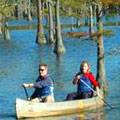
[65,61,100,100]
[22,63,55,102]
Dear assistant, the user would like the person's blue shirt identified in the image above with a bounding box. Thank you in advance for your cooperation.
[30,75,54,99]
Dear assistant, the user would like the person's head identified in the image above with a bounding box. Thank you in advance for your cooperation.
[80,61,90,73]
[39,63,48,77]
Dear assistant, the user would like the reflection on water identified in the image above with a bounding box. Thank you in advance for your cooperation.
[0,23,120,120]
[20,109,105,120]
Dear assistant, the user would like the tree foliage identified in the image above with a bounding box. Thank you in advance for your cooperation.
[0,0,14,19]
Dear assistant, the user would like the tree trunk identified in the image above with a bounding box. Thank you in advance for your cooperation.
[3,22,11,40]
[36,0,46,44]
[54,0,66,53]
[96,5,107,93]
[27,0,32,22]
[89,4,94,39]
[17,0,24,19]
[70,17,74,32]
[0,13,2,35]
[48,0,54,44]
[76,9,81,28]
[93,5,97,27]
[85,16,88,26]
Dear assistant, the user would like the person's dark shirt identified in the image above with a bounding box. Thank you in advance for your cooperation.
[30,75,54,99]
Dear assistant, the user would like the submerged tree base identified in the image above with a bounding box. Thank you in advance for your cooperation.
[54,45,66,54]
[36,37,46,44]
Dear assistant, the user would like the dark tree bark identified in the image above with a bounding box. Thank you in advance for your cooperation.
[48,0,54,44]
[36,0,46,44]
[96,5,107,93]
[54,0,66,53]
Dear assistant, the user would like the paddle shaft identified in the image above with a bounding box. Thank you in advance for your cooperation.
[23,86,30,100]
[80,79,113,109]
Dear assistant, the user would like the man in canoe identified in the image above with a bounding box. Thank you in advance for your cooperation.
[66,61,100,100]
[22,63,55,102]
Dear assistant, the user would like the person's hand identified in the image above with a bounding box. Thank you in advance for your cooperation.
[73,75,80,84]
[75,75,80,80]
[22,83,29,88]
[96,86,101,97]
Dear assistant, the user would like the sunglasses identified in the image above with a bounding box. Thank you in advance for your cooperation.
[39,69,45,72]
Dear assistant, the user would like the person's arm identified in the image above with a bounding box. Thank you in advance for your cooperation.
[89,73,100,96]
[89,73,99,87]
[22,83,34,88]
[22,77,40,88]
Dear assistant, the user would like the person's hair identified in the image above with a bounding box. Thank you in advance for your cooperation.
[80,61,90,73]
[39,63,47,69]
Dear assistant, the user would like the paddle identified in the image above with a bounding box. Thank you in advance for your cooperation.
[22,86,30,100]
[79,78,114,109]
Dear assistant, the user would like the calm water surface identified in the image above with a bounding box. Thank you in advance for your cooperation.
[0,21,120,120]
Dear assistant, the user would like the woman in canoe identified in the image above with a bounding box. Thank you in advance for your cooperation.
[66,61,100,100]
[22,63,55,102]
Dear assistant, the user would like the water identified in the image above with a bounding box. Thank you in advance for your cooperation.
[0,20,120,120]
